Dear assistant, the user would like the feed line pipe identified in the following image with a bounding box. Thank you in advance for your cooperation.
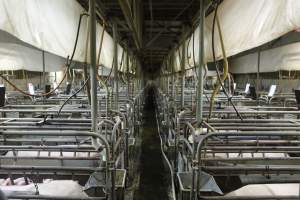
[208,13,228,118]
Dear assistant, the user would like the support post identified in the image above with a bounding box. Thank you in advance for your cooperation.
[171,53,175,100]
[42,50,46,91]
[256,48,261,92]
[180,31,186,109]
[196,0,205,124]
[89,0,98,132]
[113,21,119,110]
[126,47,130,98]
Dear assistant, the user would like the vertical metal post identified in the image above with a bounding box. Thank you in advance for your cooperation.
[256,49,261,92]
[181,33,186,109]
[42,50,46,90]
[89,0,98,132]
[171,53,175,100]
[113,21,119,110]
[194,2,205,199]
[167,75,169,96]
[126,47,130,98]
[42,50,46,103]
[196,0,205,124]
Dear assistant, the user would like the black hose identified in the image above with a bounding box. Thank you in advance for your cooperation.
[68,13,89,66]
[57,77,90,117]
[211,1,243,120]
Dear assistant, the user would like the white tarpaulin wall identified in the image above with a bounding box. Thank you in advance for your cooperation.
[169,0,300,73]
[230,42,300,74]
[0,30,66,72]
[0,0,130,72]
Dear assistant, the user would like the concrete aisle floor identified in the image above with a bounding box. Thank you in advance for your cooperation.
[134,87,169,200]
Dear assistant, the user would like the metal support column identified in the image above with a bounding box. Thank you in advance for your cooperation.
[42,50,46,91]
[256,48,261,92]
[171,53,175,100]
[196,0,205,124]
[126,47,130,98]
[180,32,186,109]
[89,0,98,132]
[113,21,119,110]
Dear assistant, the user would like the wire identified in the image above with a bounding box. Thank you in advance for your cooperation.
[209,0,243,120]
[57,77,90,116]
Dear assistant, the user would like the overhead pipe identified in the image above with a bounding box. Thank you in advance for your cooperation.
[118,0,141,50]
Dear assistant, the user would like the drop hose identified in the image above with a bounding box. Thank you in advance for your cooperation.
[208,1,243,120]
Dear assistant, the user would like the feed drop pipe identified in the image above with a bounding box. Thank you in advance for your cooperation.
[89,0,98,133]
[208,12,228,118]
[196,0,205,124]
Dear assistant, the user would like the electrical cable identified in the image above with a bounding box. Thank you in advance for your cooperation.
[57,77,90,117]
[208,0,243,120]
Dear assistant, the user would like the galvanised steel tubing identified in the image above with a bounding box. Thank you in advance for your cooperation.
[113,21,119,111]
[175,110,192,173]
[0,138,90,143]
[204,165,300,174]
[0,109,91,113]
[178,137,193,158]
[206,118,299,123]
[207,140,300,145]
[213,126,300,131]
[110,118,122,200]
[0,126,90,130]
[180,27,186,110]
[202,157,300,162]
[0,156,100,161]
[110,113,129,172]
[0,146,96,151]
[3,105,55,108]
[183,122,198,200]
[0,165,104,172]
[110,110,127,128]
[196,0,204,125]
[156,107,177,200]
[7,195,106,200]
[209,123,298,127]
[97,119,115,139]
[200,195,299,200]
[89,0,98,134]
[203,146,300,151]
[0,118,93,123]
[0,130,112,197]
[195,132,300,199]
[202,121,216,132]
[203,110,300,114]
